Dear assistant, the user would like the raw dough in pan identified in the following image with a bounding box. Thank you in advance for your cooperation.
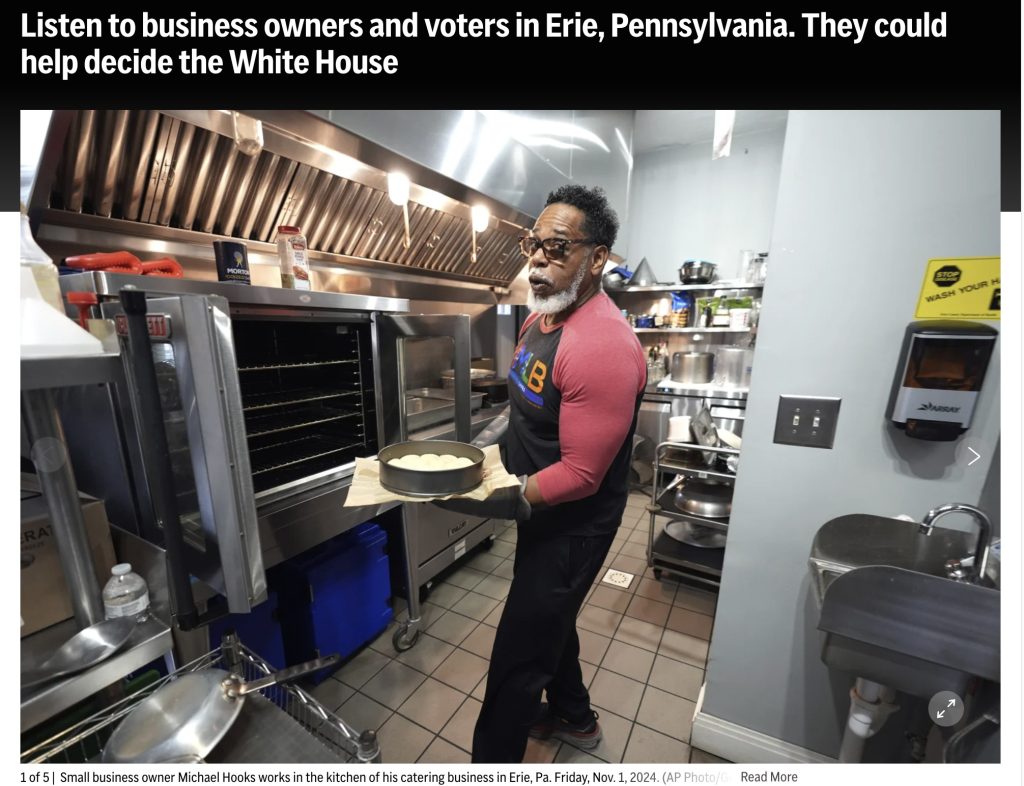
[388,453,475,470]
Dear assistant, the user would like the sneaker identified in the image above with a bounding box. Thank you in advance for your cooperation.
[529,703,603,749]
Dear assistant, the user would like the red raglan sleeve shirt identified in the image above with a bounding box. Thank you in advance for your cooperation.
[532,300,647,505]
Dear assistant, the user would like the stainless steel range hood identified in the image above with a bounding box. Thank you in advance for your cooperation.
[27,110,535,303]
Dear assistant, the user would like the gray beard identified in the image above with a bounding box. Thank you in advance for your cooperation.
[528,262,589,315]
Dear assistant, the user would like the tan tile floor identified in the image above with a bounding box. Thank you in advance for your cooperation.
[318,490,727,764]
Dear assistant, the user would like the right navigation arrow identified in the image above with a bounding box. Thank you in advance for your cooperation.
[968,447,981,466]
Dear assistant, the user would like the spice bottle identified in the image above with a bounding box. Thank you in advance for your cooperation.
[277,226,311,290]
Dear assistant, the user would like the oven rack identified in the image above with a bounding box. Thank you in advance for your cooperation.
[242,388,362,412]
[237,359,359,373]
[249,435,366,477]
[245,407,363,439]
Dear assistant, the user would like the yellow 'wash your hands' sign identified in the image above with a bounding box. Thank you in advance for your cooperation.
[915,257,1000,320]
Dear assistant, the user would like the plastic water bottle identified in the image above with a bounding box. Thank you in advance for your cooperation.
[102,564,150,620]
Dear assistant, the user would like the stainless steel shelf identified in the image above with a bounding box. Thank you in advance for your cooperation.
[658,456,738,483]
[653,488,730,532]
[21,614,173,732]
[651,530,725,581]
[609,283,764,293]
[647,383,749,400]
[658,440,741,457]
[21,353,122,391]
[634,327,750,333]
[63,269,409,314]
[409,408,505,443]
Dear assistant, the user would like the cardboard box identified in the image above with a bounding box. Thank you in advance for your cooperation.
[20,481,117,637]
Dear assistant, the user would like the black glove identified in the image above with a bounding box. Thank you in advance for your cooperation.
[431,475,531,521]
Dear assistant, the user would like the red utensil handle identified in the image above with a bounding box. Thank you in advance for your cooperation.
[66,290,99,328]
[140,258,184,278]
[65,251,143,274]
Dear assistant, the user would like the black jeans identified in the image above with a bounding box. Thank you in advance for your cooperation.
[471,528,616,763]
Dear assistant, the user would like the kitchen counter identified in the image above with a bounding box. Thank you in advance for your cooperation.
[408,406,507,442]
[21,613,173,732]
[646,378,749,399]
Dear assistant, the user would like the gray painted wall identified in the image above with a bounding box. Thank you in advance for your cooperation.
[620,127,787,278]
[701,110,1001,758]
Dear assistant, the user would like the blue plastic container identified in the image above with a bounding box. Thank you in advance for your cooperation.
[206,590,286,669]
[275,522,392,683]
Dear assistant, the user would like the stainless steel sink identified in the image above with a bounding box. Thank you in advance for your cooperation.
[810,514,1000,699]
[809,514,999,601]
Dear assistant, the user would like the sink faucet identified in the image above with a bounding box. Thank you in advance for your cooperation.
[919,503,992,584]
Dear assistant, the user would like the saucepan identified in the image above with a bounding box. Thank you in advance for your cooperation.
[670,351,714,384]
[102,654,340,763]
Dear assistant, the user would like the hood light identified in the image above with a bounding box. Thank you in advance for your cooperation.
[470,205,490,263]
[387,172,412,248]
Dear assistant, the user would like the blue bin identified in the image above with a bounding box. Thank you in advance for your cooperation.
[206,590,286,670]
[275,522,392,683]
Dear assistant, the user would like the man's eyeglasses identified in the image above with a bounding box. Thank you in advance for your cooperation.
[519,235,596,262]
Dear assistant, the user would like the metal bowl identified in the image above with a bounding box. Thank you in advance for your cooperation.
[378,440,485,497]
[603,271,627,289]
[679,260,717,284]
[673,480,733,518]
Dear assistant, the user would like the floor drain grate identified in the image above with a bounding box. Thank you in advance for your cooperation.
[601,569,635,589]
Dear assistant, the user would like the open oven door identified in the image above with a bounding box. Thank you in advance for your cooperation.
[101,293,266,615]
[372,312,493,650]
[371,313,474,446]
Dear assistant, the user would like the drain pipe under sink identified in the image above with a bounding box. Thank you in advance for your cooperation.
[838,678,899,762]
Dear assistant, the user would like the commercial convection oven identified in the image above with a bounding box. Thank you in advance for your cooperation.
[58,272,480,648]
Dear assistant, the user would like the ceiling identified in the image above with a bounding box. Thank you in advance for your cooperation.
[633,110,790,154]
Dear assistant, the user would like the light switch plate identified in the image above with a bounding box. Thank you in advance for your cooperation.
[773,395,841,449]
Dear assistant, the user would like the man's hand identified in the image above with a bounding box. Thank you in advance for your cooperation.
[431,476,531,521]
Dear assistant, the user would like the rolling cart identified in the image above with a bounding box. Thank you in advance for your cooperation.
[22,634,382,764]
[647,440,740,589]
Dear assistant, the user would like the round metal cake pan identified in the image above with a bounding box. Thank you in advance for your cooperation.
[378,439,485,497]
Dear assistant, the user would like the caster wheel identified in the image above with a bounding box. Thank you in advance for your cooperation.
[393,624,421,652]
[653,568,663,580]
[418,584,431,604]
[481,536,495,551]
